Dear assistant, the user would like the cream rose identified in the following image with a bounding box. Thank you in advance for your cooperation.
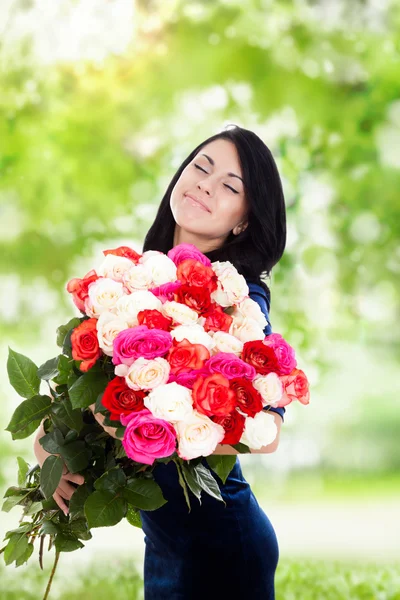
[96,254,134,282]
[211,331,244,356]
[85,278,125,318]
[210,261,249,307]
[162,301,199,325]
[144,381,194,422]
[111,290,163,326]
[175,410,225,460]
[252,373,284,407]
[240,411,278,449]
[123,263,153,292]
[117,356,170,390]
[233,297,268,329]
[171,324,215,351]
[229,316,265,343]
[96,310,129,356]
[139,253,177,286]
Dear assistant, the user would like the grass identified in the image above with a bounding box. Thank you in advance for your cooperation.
[1,555,399,599]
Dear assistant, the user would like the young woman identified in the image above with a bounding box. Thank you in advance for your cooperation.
[33,124,287,599]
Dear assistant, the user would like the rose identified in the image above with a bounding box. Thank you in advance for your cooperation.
[252,373,284,407]
[123,263,153,292]
[162,300,199,325]
[144,382,194,422]
[176,259,218,293]
[115,356,170,390]
[167,367,210,389]
[167,243,212,267]
[150,280,182,302]
[205,352,256,380]
[229,316,266,343]
[174,284,214,316]
[263,333,297,375]
[112,326,173,366]
[103,245,142,262]
[240,411,278,449]
[137,309,173,331]
[203,305,233,333]
[85,278,125,318]
[211,331,243,356]
[276,368,310,407]
[66,269,100,312]
[71,318,102,372]
[171,324,215,351]
[96,311,129,356]
[101,376,146,420]
[120,409,177,465]
[138,253,177,286]
[112,290,163,326]
[211,410,246,445]
[97,254,134,282]
[167,339,210,375]
[242,339,279,375]
[210,261,249,306]
[192,373,237,417]
[233,297,269,329]
[229,377,264,417]
[175,410,225,460]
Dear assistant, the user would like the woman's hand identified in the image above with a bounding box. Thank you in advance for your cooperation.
[33,420,85,516]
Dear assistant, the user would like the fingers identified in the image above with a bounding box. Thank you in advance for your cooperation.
[53,491,69,516]
[65,472,85,485]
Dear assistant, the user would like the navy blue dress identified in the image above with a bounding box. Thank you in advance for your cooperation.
[140,282,285,599]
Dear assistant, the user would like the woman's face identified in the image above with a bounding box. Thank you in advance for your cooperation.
[170,138,249,252]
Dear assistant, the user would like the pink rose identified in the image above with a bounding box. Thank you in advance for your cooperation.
[205,352,256,380]
[120,409,177,465]
[112,325,172,366]
[263,333,297,375]
[150,280,182,302]
[276,368,310,407]
[168,367,210,389]
[167,243,211,267]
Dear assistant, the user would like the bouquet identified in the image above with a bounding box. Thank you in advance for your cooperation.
[1,242,309,597]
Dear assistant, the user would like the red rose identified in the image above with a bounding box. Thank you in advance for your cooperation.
[176,259,218,293]
[66,269,100,312]
[211,410,246,445]
[103,246,142,262]
[192,373,237,417]
[167,339,210,375]
[137,309,173,331]
[101,376,146,421]
[203,305,233,333]
[242,340,279,375]
[71,318,102,372]
[229,377,264,417]
[174,284,213,316]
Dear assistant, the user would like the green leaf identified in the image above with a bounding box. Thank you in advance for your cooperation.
[39,429,65,454]
[69,371,108,409]
[7,348,40,399]
[53,355,74,385]
[180,463,202,505]
[10,419,42,440]
[15,542,34,567]
[24,500,44,515]
[37,356,59,381]
[126,505,143,529]
[39,520,61,535]
[121,478,167,511]
[68,483,91,519]
[231,442,251,454]
[1,492,31,513]
[84,491,126,528]
[94,467,126,493]
[16,456,29,487]
[205,455,237,484]
[59,441,91,472]
[54,533,85,553]
[56,317,82,348]
[3,533,30,566]
[5,394,52,438]
[4,523,33,538]
[183,463,225,506]
[51,396,83,432]
[40,454,64,499]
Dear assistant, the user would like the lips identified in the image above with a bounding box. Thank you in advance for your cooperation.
[185,193,211,213]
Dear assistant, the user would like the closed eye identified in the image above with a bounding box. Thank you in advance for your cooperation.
[193,164,239,194]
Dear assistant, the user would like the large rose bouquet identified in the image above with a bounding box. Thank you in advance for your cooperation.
[1,242,309,597]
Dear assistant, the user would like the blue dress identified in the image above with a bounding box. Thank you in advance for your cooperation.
[140,282,285,599]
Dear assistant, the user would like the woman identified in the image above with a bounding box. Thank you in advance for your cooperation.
[33,124,287,599]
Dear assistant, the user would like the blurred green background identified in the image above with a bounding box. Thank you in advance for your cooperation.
[1,0,400,598]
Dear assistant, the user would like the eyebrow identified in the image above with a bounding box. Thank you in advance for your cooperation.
[200,153,244,183]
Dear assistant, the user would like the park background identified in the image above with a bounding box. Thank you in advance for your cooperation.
[0,0,399,598]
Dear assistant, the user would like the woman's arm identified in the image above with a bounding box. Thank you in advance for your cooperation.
[211,411,283,455]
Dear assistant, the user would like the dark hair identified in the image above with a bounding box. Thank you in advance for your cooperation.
[142,124,286,305]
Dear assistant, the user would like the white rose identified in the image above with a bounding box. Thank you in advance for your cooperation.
[139,253,177,286]
[252,373,284,407]
[229,316,265,343]
[175,410,225,460]
[96,311,129,356]
[234,297,268,329]
[123,263,153,292]
[211,261,249,306]
[96,254,134,282]
[240,411,278,449]
[123,356,170,390]
[85,278,125,318]
[171,324,215,351]
[112,290,163,326]
[162,301,199,325]
[144,382,194,422]
[211,331,244,356]
[139,250,164,262]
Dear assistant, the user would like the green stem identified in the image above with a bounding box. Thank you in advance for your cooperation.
[42,549,60,600]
